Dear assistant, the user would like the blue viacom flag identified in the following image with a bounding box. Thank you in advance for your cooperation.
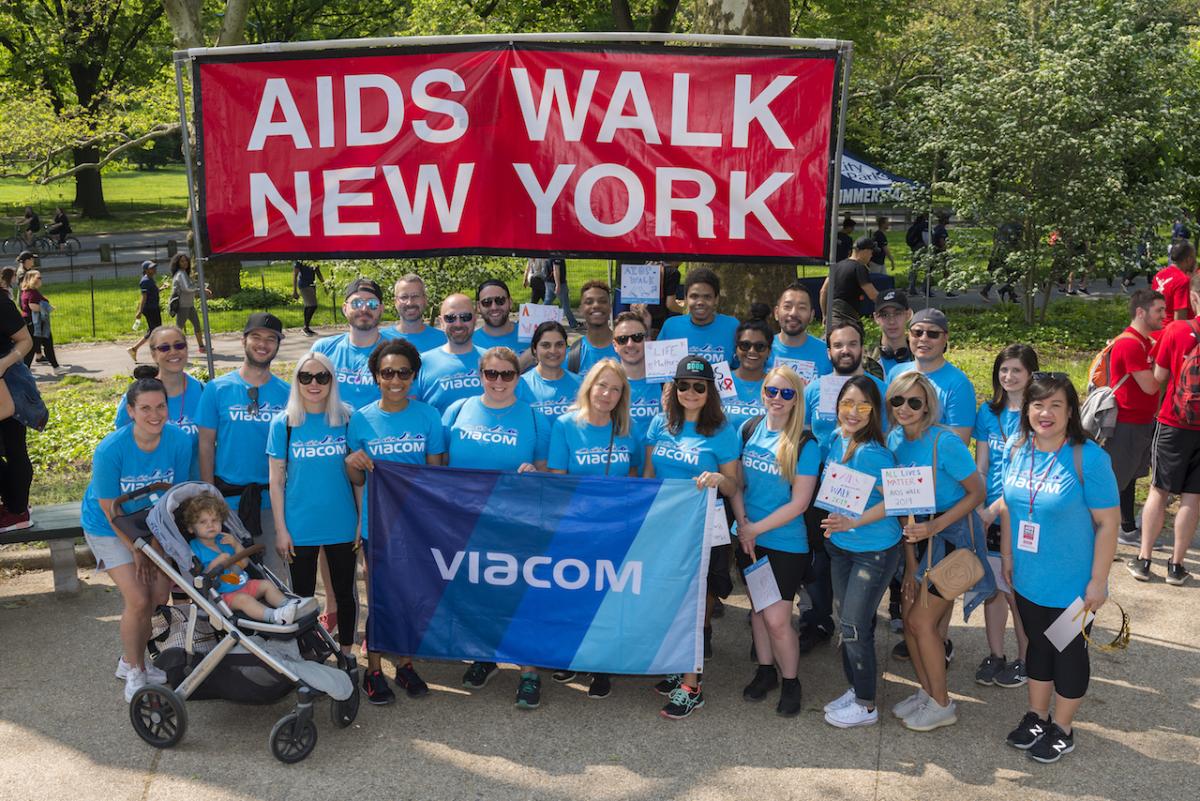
[367,463,712,675]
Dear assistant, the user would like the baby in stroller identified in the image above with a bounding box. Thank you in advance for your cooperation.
[181,495,304,626]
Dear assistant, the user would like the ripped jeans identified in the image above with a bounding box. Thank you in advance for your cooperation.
[827,540,902,705]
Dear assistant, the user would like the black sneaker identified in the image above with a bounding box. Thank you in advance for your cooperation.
[703,625,713,659]
[944,638,955,665]
[1028,722,1074,763]
[743,665,778,702]
[776,678,802,717]
[363,669,395,705]
[660,684,704,719]
[994,659,1028,688]
[515,673,541,710]
[1006,711,1050,750]
[798,624,831,654]
[655,674,682,696]
[393,662,429,698]
[1166,561,1191,585]
[551,670,577,683]
[1126,557,1152,581]
[462,660,499,689]
[892,640,910,661]
[975,654,1006,686]
[588,673,612,699]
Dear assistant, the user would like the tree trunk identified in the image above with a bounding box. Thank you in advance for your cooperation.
[692,0,794,321]
[72,146,109,218]
[205,255,242,297]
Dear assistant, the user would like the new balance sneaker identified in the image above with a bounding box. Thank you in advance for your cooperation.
[363,670,396,705]
[974,654,1006,686]
[0,508,32,533]
[660,685,704,719]
[588,673,612,699]
[892,689,928,719]
[1126,557,1152,581]
[123,668,148,703]
[1166,561,1191,586]
[654,674,682,696]
[1005,711,1050,750]
[394,662,429,698]
[825,701,879,729]
[115,657,167,685]
[903,698,958,731]
[891,640,911,661]
[743,665,778,702]
[776,678,802,717]
[823,687,857,714]
[551,670,577,683]
[462,661,499,689]
[994,659,1028,688]
[1117,527,1142,547]
[1028,723,1074,763]
[515,672,541,710]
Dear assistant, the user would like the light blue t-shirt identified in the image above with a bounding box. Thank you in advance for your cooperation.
[658,314,741,366]
[413,346,485,413]
[383,324,447,354]
[722,374,765,432]
[312,332,383,411]
[265,412,357,546]
[573,337,619,375]
[644,413,741,480]
[115,374,205,474]
[887,361,978,429]
[82,424,193,537]
[887,425,978,512]
[738,420,821,552]
[878,352,912,378]
[443,396,551,471]
[474,326,521,353]
[627,377,663,440]
[189,538,248,593]
[770,334,833,382]
[804,373,888,454]
[825,434,902,552]
[1001,438,1119,608]
[548,411,642,476]
[975,403,1022,505]
[196,371,291,509]
[347,400,447,541]
[518,369,583,419]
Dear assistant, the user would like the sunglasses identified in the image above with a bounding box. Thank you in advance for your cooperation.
[479,296,508,307]
[838,400,874,415]
[909,328,944,340]
[614,332,646,345]
[443,312,474,323]
[153,342,188,353]
[483,368,517,382]
[348,297,381,311]
[297,370,332,385]
[379,366,414,381]
[764,386,796,400]
[889,396,925,411]
[676,380,709,394]
[246,386,260,415]
[737,340,770,353]
[1032,371,1070,381]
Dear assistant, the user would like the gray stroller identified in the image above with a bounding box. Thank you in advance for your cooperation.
[112,481,360,763]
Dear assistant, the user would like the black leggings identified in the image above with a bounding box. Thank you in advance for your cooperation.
[0,418,32,513]
[1015,591,1092,699]
[291,542,358,647]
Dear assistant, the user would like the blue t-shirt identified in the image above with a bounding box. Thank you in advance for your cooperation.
[627,377,663,441]
[825,435,902,552]
[878,352,912,378]
[413,346,485,413]
[196,372,291,510]
[383,324,447,354]
[518,369,582,419]
[548,411,642,476]
[189,538,248,593]
[887,361,978,429]
[658,314,741,366]
[443,396,551,471]
[139,274,159,309]
[804,373,888,454]
[265,412,357,546]
[82,425,193,537]
[347,400,446,540]
[115,374,205,474]
[722,374,765,432]
[474,326,522,353]
[644,413,741,480]
[887,426,978,512]
[573,338,619,375]
[738,421,821,552]
[770,334,833,382]
[312,332,383,411]
[974,403,1022,505]
[1001,438,1119,608]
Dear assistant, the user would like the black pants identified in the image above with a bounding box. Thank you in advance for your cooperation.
[1015,591,1092,699]
[291,542,358,647]
[529,276,546,304]
[34,334,57,367]
[0,418,32,513]
[302,304,317,328]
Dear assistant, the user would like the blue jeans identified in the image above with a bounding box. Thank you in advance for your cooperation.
[545,279,578,327]
[828,541,902,704]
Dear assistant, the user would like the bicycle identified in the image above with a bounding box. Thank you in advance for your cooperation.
[2,223,31,255]
[34,233,81,256]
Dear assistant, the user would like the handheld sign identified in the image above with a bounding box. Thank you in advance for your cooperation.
[645,339,689,384]
[712,360,737,401]
[814,462,874,519]
[817,374,852,415]
[517,303,562,343]
[881,466,936,516]
[620,263,661,305]
[744,556,783,612]
[775,357,817,384]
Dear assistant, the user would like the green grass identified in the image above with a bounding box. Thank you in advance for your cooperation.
[0,168,188,235]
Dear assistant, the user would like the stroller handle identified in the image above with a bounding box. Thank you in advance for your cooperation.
[111,482,174,517]
[203,543,266,581]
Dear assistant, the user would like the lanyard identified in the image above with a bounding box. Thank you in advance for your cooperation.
[1027,440,1065,520]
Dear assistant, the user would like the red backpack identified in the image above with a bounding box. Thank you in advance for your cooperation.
[1171,320,1200,426]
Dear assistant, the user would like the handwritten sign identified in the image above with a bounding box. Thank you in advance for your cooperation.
[817,374,852,415]
[706,496,732,546]
[712,360,737,401]
[814,462,874,519]
[744,556,782,612]
[620,263,661,305]
[775,357,817,384]
[881,466,936,516]
[517,303,562,343]
[645,338,689,384]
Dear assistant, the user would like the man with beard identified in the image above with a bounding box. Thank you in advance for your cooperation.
[474,279,521,351]
[313,278,387,411]
[413,294,486,413]
[803,320,888,452]
[567,280,617,374]
[887,308,975,444]
[612,310,661,440]
[387,273,447,353]
[867,289,914,378]
[770,282,832,383]
[197,312,291,579]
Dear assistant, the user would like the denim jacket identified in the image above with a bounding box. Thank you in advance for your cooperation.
[915,510,996,621]
[3,360,48,431]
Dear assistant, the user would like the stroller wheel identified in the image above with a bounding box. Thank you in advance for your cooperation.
[331,682,361,729]
[270,713,318,763]
[129,685,187,749]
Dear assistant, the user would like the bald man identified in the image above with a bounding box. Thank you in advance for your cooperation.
[411,293,486,413]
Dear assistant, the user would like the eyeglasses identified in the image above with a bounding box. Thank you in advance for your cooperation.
[614,333,646,345]
[379,367,414,381]
[737,340,770,353]
[443,312,474,323]
[875,311,906,321]
[297,371,332,385]
[153,342,188,353]
[676,380,709,394]
[764,386,796,400]
[479,296,508,308]
[246,386,260,415]
[1032,371,1070,381]
[909,328,944,339]
[889,396,925,410]
[482,368,517,382]
[348,298,381,311]
[838,400,874,415]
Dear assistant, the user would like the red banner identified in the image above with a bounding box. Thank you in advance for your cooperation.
[194,44,839,262]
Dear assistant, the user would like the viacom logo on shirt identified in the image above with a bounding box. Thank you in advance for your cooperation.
[174,419,200,437]
[368,432,427,456]
[534,401,573,417]
[439,371,481,391]
[459,424,519,446]
[291,434,349,459]
[690,345,727,364]
[629,398,661,418]
[1003,469,1066,495]
[653,442,700,465]
[743,446,779,476]
[338,369,376,387]
[725,401,763,419]
[228,404,280,423]
[119,469,175,493]
[575,445,632,467]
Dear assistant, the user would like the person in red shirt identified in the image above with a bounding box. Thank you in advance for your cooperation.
[1129,271,1200,586]
[1151,241,1196,322]
[1105,288,1165,547]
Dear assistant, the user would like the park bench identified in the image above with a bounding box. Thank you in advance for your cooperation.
[0,502,83,595]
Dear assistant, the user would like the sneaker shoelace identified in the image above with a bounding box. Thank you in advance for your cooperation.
[667,686,694,707]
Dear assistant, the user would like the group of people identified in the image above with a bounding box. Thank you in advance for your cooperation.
[67,252,1198,765]
[1,250,61,371]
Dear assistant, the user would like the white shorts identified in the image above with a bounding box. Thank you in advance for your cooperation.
[84,531,134,572]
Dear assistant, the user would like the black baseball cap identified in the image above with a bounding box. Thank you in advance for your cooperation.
[909,308,949,332]
[674,356,715,382]
[17,251,34,262]
[876,289,910,312]
[243,312,284,339]
[344,278,383,301]
[141,260,157,273]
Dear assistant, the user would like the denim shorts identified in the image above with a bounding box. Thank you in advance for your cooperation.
[83,531,133,572]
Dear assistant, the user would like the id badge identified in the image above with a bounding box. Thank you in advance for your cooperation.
[1017,520,1040,553]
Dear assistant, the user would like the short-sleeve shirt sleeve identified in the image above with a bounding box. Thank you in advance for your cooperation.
[797,438,821,477]
[264,413,288,460]
[1081,442,1120,509]
[938,429,977,483]
[197,381,220,430]
[712,423,742,465]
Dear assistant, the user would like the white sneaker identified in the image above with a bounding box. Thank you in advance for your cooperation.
[904,698,958,731]
[124,668,148,703]
[275,603,298,625]
[825,701,879,729]
[116,656,167,684]
[823,687,857,714]
[892,689,928,719]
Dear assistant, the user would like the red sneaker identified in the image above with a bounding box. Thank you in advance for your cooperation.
[0,509,31,533]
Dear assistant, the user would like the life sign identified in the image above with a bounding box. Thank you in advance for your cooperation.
[814,462,874,519]
[880,466,936,516]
